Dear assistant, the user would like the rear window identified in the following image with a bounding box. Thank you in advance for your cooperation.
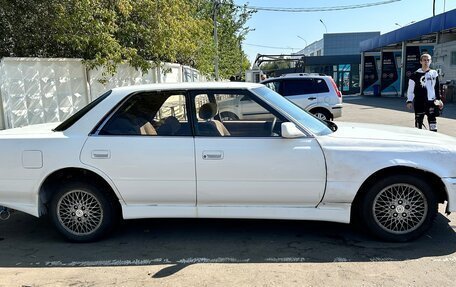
[53,90,112,131]
[281,78,329,96]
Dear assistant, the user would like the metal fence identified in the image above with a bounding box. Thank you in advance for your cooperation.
[0,57,204,130]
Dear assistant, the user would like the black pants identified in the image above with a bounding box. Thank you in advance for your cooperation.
[414,100,437,132]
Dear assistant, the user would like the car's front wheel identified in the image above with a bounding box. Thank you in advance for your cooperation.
[50,181,117,242]
[361,175,437,242]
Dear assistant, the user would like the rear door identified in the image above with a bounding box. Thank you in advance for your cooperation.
[280,78,318,109]
[80,91,196,207]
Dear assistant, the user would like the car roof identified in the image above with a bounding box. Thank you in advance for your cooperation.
[261,73,330,83]
[111,81,264,93]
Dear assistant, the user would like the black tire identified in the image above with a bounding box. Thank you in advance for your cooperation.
[50,181,117,242]
[360,175,437,242]
[220,112,239,121]
[311,108,331,121]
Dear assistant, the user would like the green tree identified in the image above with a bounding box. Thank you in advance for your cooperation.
[196,0,255,79]
[260,56,293,72]
[0,0,254,78]
[0,0,60,57]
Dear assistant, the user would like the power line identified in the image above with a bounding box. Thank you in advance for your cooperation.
[234,0,401,12]
[244,43,302,50]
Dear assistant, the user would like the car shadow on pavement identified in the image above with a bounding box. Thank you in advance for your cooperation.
[344,96,456,120]
[0,211,456,277]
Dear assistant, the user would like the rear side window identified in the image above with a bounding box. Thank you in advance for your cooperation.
[314,78,330,93]
[99,92,191,136]
[281,78,329,96]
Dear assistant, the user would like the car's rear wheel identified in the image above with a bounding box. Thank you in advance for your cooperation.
[311,108,331,121]
[361,175,437,242]
[50,181,117,242]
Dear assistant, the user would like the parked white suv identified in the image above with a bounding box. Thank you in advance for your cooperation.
[260,73,343,120]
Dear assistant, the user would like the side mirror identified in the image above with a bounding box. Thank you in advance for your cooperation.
[324,120,338,132]
[281,122,305,138]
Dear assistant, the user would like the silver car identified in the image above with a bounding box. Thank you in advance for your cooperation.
[261,73,343,120]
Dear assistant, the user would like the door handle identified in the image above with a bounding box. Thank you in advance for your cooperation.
[202,150,224,160]
[308,97,317,100]
[91,150,111,159]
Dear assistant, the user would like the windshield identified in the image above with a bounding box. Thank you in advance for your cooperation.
[252,86,333,136]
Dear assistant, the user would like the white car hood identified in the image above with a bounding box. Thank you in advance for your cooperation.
[329,122,456,146]
[0,122,60,135]
[318,121,456,180]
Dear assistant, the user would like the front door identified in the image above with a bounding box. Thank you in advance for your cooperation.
[191,90,326,207]
[338,71,351,93]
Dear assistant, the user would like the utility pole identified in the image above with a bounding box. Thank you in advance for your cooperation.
[213,0,220,81]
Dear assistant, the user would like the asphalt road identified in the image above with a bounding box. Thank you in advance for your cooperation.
[339,95,456,137]
[0,96,455,287]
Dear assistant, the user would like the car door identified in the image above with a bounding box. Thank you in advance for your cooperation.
[280,78,317,109]
[191,89,326,208]
[80,91,196,207]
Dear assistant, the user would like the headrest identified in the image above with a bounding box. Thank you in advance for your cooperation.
[158,116,181,135]
[198,103,218,120]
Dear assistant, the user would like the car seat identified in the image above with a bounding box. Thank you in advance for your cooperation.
[198,103,230,136]
[158,116,181,136]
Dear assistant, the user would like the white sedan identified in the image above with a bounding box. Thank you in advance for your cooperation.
[0,82,455,242]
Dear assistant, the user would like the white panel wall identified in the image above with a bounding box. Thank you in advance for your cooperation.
[88,64,159,100]
[0,58,89,129]
[183,66,206,82]
[159,63,182,83]
[0,58,204,130]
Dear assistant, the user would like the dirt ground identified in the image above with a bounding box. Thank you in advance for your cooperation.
[0,95,455,287]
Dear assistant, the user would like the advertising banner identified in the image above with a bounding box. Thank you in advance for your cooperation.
[404,46,434,92]
[362,53,380,95]
[363,56,378,88]
[380,51,400,94]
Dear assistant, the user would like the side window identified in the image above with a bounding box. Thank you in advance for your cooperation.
[314,78,330,93]
[99,92,191,136]
[193,91,284,137]
[282,79,315,96]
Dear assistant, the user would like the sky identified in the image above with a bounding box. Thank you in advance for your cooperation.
[234,0,456,65]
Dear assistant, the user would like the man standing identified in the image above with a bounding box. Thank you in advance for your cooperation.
[406,53,443,132]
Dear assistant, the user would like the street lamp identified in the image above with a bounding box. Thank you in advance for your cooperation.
[297,35,307,47]
[238,28,255,81]
[319,19,328,33]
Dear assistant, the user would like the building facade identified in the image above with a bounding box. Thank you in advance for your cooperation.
[296,32,380,56]
[288,32,380,94]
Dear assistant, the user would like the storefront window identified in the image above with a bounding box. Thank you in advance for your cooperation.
[338,64,351,72]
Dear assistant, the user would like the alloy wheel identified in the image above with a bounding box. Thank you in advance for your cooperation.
[372,183,428,234]
[56,190,104,236]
